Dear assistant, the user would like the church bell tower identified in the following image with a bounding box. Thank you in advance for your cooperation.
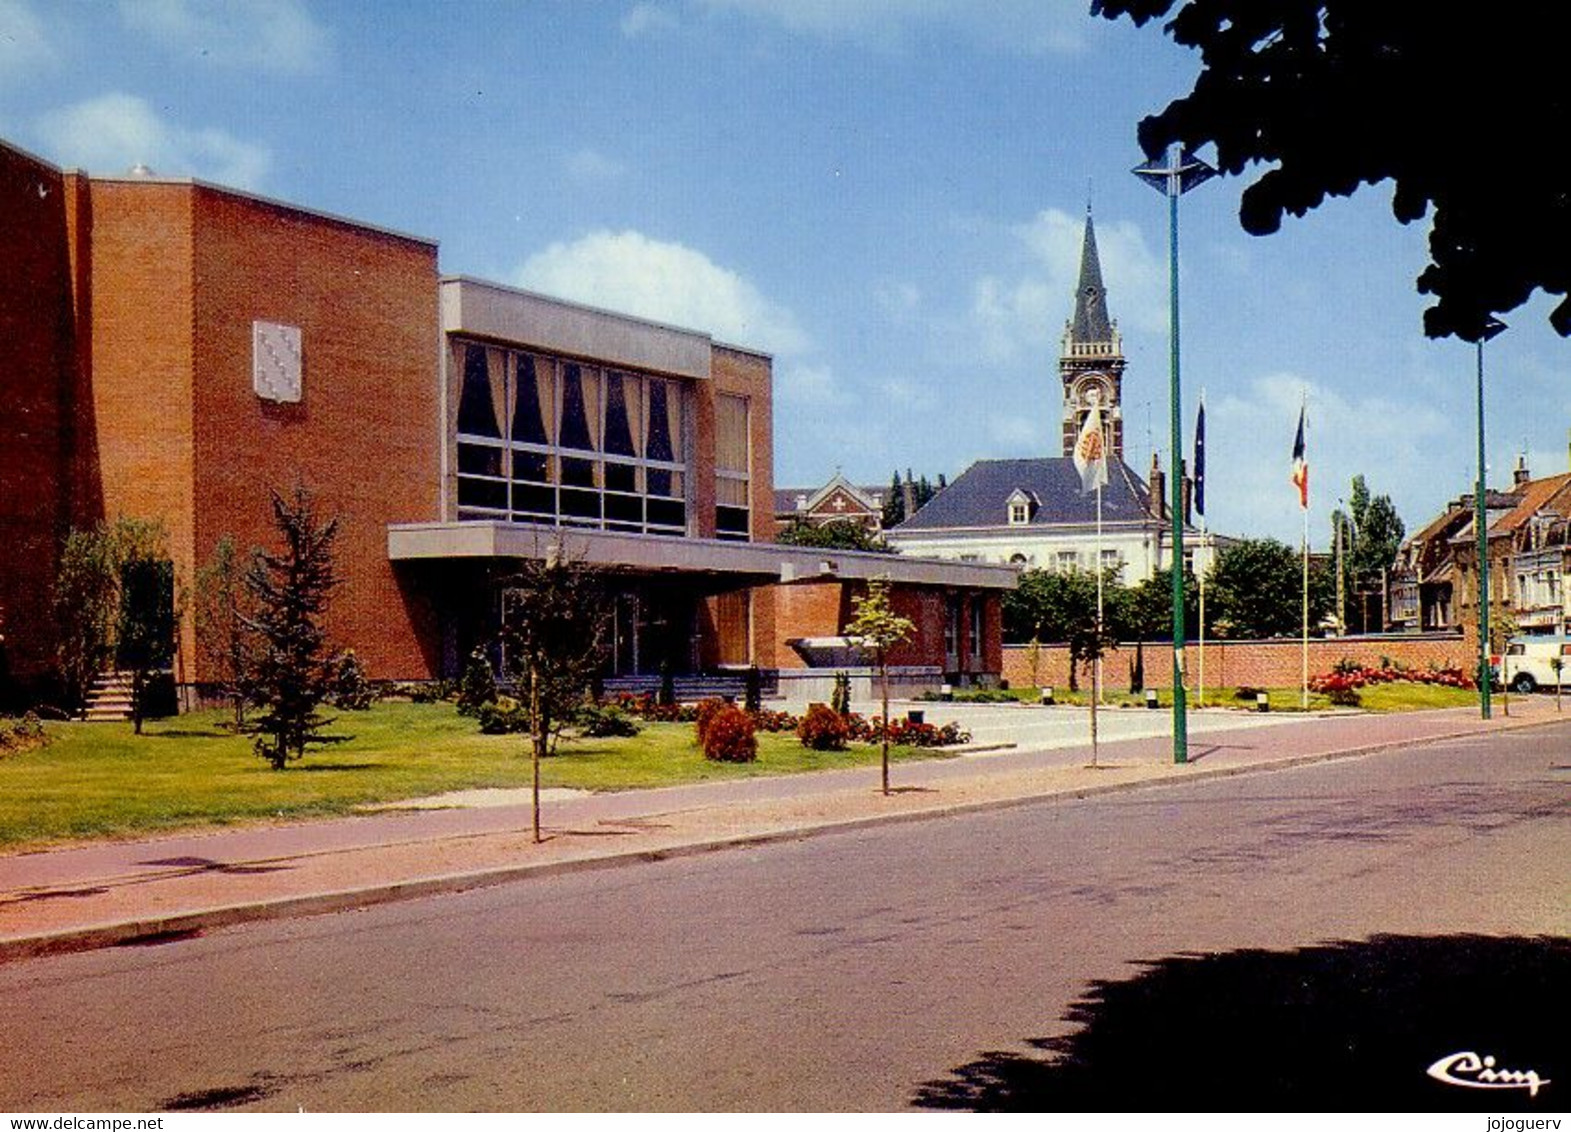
[1060,208,1126,459]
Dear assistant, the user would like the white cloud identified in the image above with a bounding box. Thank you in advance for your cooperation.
[0,0,53,80]
[873,279,921,316]
[117,0,331,74]
[878,376,936,413]
[969,207,1166,365]
[621,3,680,37]
[515,229,809,354]
[36,93,271,189]
[777,363,854,407]
[564,147,627,184]
[695,0,1092,55]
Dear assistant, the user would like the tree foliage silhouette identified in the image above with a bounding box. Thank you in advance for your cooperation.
[1093,1,1571,341]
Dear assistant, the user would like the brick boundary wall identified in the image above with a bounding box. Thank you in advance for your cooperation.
[1002,632,1472,691]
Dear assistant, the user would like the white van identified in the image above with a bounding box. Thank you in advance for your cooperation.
[1497,636,1571,693]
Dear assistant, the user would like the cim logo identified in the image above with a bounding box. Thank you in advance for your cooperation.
[1428,1051,1551,1097]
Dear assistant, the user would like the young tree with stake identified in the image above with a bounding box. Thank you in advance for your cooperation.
[845,577,915,796]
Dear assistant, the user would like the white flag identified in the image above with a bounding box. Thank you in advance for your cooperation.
[1074,406,1108,493]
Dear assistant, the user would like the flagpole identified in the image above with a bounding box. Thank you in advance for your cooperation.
[1074,401,1110,765]
[1096,471,1104,707]
[1091,466,1103,767]
[1300,395,1310,709]
[1196,390,1206,708]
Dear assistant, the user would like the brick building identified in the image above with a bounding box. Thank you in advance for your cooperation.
[0,138,1011,703]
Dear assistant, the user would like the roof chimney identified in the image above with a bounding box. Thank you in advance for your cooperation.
[1148,452,1166,521]
[1513,453,1531,487]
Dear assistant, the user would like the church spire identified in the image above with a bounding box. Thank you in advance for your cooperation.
[1060,205,1126,459]
[1070,207,1114,347]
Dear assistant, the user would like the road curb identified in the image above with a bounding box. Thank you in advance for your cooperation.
[3,711,1564,964]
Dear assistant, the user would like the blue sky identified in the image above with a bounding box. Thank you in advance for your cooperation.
[4,0,1567,546]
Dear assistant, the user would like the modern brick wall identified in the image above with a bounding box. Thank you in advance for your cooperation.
[188,187,441,681]
[74,178,441,683]
[708,343,776,665]
[1002,633,1472,691]
[0,144,73,685]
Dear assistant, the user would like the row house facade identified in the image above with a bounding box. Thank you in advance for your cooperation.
[1402,459,1571,650]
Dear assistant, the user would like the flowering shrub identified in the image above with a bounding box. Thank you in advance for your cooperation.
[594,693,971,749]
[843,714,971,747]
[701,704,758,762]
[797,703,851,750]
[750,709,799,733]
[693,698,731,747]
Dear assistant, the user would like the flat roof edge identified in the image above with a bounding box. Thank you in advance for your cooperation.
[85,173,439,248]
[388,522,1016,590]
[441,276,715,345]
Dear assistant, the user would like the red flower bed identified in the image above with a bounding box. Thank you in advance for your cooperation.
[603,693,972,748]
[1308,664,1475,693]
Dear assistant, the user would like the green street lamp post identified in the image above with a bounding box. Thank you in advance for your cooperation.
[1134,144,1214,765]
[1475,316,1506,718]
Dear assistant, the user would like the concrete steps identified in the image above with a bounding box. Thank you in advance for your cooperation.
[82,671,135,722]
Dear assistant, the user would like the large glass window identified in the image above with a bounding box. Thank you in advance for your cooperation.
[714,393,751,541]
[454,340,689,535]
[456,345,508,516]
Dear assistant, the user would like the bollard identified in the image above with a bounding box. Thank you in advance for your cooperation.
[1041,686,1055,706]
[1145,689,1159,709]
[940,683,953,702]
[1257,691,1270,712]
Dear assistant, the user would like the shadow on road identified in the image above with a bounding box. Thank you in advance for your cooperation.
[914,934,1568,1111]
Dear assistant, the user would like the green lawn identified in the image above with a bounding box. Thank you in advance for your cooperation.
[0,701,954,850]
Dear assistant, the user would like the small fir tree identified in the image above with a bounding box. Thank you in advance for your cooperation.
[331,649,375,710]
[244,487,342,770]
[881,470,906,528]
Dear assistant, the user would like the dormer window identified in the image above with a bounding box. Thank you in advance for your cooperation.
[1005,488,1036,526]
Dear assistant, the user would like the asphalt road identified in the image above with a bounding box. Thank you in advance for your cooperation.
[2,726,1566,1112]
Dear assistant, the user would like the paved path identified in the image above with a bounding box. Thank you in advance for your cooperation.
[2,697,1565,961]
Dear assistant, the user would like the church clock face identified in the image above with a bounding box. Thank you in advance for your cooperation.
[1073,374,1112,410]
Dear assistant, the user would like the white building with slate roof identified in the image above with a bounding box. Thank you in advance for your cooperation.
[886,209,1217,582]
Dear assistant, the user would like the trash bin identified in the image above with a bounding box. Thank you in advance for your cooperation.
[1145,689,1159,709]
[1257,692,1271,712]
[1041,686,1055,706]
